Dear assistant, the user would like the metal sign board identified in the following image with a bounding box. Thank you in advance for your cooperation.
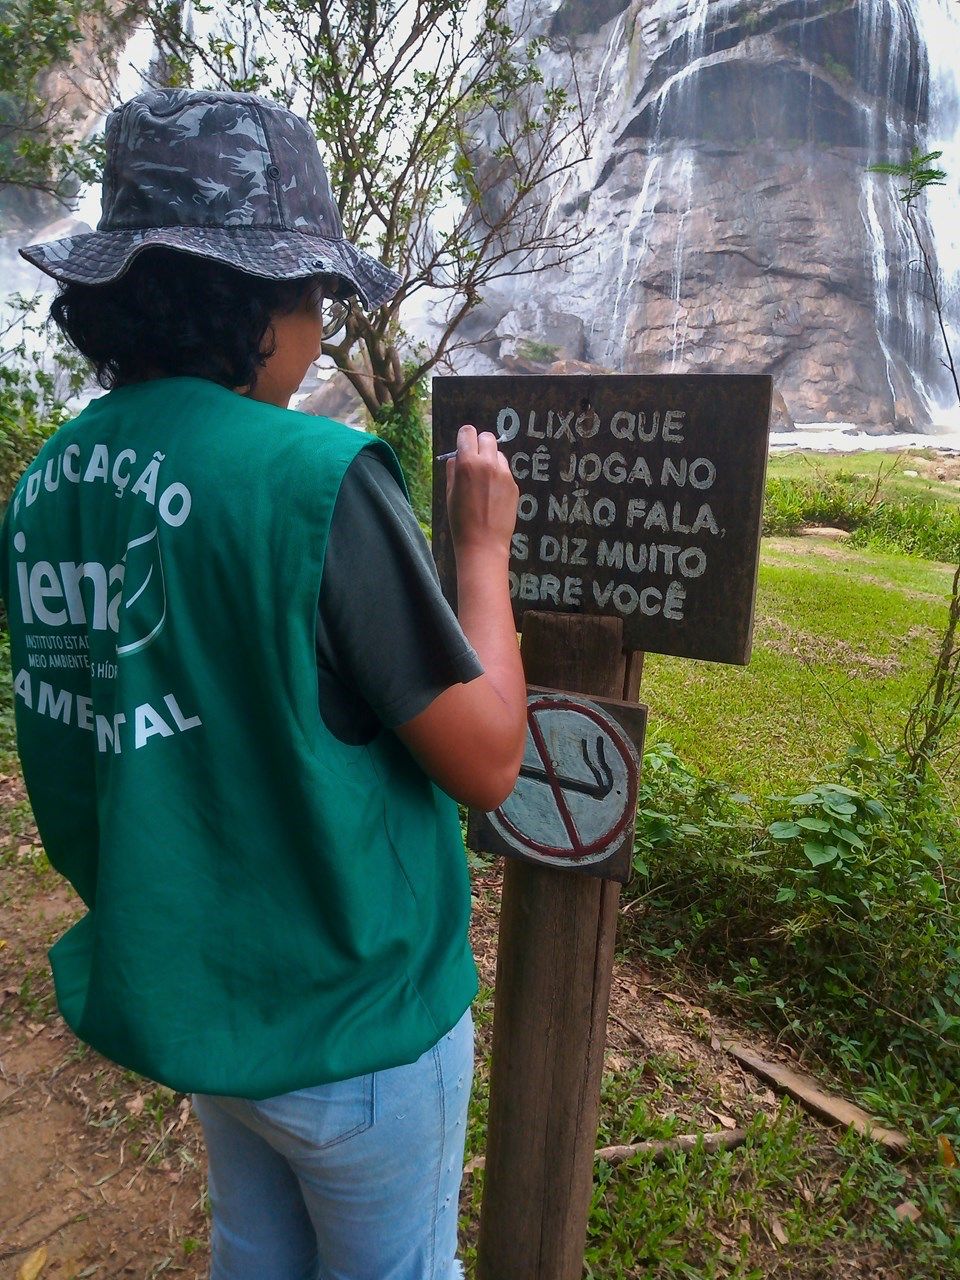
[469,690,647,882]
[432,374,771,664]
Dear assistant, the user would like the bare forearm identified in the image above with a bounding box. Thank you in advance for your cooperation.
[455,545,525,720]
[395,426,527,809]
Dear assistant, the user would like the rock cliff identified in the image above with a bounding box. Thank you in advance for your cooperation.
[445,0,960,431]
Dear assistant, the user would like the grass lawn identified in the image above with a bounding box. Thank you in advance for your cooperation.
[766,448,960,508]
[642,535,958,797]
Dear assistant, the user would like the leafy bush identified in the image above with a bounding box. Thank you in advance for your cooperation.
[372,373,431,523]
[850,498,960,561]
[516,338,560,364]
[763,474,871,535]
[0,365,61,509]
[0,629,15,758]
[764,474,960,560]
[0,294,87,511]
[627,742,959,1134]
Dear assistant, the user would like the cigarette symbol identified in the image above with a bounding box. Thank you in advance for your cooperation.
[519,735,614,800]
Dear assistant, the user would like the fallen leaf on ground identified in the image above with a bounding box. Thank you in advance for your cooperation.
[770,1217,788,1246]
[17,1246,48,1280]
[938,1135,957,1168]
[176,1095,191,1131]
[706,1108,738,1130]
[894,1200,921,1222]
[125,1093,145,1117]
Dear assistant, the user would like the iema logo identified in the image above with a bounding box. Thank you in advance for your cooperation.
[116,528,166,656]
[14,527,168,657]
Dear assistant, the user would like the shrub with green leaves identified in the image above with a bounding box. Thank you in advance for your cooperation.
[371,371,431,522]
[628,741,959,1135]
[0,294,87,512]
[0,366,58,508]
[763,474,871,536]
[763,473,960,560]
[849,497,960,561]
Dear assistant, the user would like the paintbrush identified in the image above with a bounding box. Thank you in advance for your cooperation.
[435,432,509,462]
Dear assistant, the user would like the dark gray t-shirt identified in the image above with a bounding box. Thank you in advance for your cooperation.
[316,450,483,745]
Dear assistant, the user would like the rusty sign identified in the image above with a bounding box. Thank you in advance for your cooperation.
[432,374,771,664]
[468,689,647,883]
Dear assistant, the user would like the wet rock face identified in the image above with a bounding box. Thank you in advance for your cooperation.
[470,0,957,430]
[496,302,587,371]
[616,144,917,426]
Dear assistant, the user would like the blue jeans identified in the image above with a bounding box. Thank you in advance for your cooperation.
[193,1008,474,1280]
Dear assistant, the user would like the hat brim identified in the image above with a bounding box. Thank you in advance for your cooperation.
[19,226,402,312]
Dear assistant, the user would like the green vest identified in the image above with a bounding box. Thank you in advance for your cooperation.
[0,377,477,1098]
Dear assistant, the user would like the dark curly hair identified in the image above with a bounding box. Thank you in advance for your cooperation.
[50,248,332,392]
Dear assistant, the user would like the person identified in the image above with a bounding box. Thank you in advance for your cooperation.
[2,87,527,1279]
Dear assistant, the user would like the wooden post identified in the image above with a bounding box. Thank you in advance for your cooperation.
[476,612,642,1280]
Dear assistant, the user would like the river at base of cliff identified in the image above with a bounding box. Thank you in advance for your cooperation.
[772,415,960,453]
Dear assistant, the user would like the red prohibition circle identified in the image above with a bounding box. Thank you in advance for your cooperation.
[494,696,639,860]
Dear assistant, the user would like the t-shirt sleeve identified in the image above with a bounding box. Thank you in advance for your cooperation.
[316,447,484,744]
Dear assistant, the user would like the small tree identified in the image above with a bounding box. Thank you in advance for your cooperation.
[868,148,959,409]
[142,0,590,514]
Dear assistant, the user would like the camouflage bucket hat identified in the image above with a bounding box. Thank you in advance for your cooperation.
[19,88,402,311]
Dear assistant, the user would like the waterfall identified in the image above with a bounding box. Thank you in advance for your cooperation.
[855,0,929,423]
[914,0,960,425]
[600,0,729,372]
[609,153,663,341]
[563,0,960,430]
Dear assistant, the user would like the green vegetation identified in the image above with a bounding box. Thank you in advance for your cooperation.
[615,504,960,1277]
[643,536,956,790]
[0,630,15,760]
[764,450,960,560]
[372,371,432,521]
[516,338,561,364]
[629,740,957,1111]
[0,0,115,208]
[822,53,852,84]
[587,1106,957,1278]
[1,295,87,513]
[459,984,960,1277]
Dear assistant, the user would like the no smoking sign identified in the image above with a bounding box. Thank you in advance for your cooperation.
[470,691,647,882]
